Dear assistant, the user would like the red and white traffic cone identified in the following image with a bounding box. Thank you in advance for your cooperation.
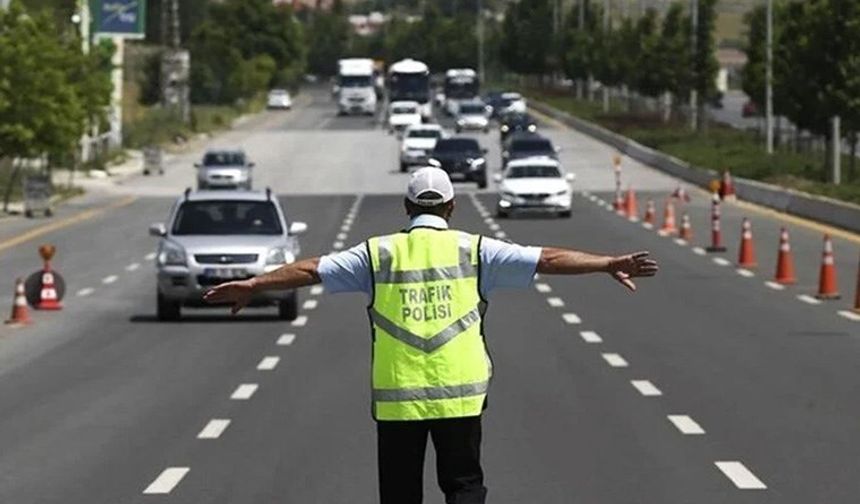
[815,234,840,300]
[624,187,638,221]
[5,278,32,326]
[737,218,757,268]
[720,170,736,201]
[658,199,677,236]
[679,213,693,241]
[671,185,691,203]
[36,268,62,310]
[614,187,626,216]
[643,200,656,228]
[706,193,727,252]
[774,227,797,285]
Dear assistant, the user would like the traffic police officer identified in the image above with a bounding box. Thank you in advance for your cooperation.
[204,167,658,504]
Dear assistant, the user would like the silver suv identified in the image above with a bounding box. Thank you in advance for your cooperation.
[195,149,254,190]
[149,188,307,321]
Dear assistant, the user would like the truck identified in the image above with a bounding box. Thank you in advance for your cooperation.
[336,58,377,116]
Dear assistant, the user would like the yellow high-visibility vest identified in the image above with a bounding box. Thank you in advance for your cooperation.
[368,229,491,421]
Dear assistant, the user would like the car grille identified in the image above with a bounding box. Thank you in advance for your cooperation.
[441,160,470,173]
[348,97,365,103]
[521,193,551,199]
[195,254,258,264]
[197,275,253,287]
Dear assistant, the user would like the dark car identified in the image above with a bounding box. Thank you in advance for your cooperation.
[428,137,488,189]
[501,133,559,168]
[499,112,537,142]
[483,91,505,118]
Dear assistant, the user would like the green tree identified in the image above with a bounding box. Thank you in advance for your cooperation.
[305,0,351,76]
[501,0,554,79]
[691,0,719,128]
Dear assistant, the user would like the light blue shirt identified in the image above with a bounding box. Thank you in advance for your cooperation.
[317,214,542,299]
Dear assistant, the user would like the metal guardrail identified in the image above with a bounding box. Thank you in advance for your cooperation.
[529,99,860,234]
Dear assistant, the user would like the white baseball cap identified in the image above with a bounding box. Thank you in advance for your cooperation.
[406,167,455,206]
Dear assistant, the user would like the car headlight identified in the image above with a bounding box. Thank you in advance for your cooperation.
[468,158,486,169]
[457,119,465,126]
[528,124,537,132]
[158,241,187,267]
[266,248,296,265]
[501,125,509,133]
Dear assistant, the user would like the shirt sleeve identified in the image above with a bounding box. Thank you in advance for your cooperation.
[316,242,372,297]
[479,237,542,298]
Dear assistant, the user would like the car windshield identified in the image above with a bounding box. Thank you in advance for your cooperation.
[203,152,245,167]
[408,129,441,139]
[507,165,561,178]
[269,90,288,96]
[459,104,485,114]
[434,139,480,153]
[392,105,417,114]
[340,75,373,87]
[172,201,282,236]
[511,139,553,152]
[504,114,533,126]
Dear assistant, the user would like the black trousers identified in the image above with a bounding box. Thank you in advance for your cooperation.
[377,416,488,504]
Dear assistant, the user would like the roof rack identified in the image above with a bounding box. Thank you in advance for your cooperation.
[265,187,272,201]
[184,187,191,200]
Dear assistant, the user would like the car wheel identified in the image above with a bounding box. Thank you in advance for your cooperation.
[157,292,181,321]
[278,292,298,321]
[496,208,509,219]
[456,127,462,133]
[559,210,572,218]
[477,177,487,190]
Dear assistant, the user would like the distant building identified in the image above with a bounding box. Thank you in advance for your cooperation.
[349,11,388,36]
[716,48,748,92]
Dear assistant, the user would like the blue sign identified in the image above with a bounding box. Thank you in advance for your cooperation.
[94,0,146,38]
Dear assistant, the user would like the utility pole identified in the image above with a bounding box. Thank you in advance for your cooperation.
[832,116,841,184]
[689,0,698,131]
[577,0,586,99]
[477,0,485,82]
[765,0,774,154]
[161,0,190,123]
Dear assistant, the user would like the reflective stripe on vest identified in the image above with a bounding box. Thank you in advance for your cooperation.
[369,306,481,353]
[374,234,475,284]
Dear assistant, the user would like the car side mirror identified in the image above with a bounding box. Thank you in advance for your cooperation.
[247,162,256,168]
[289,222,308,235]
[493,173,503,183]
[149,223,167,237]
[555,146,562,153]
[193,162,201,168]
[565,173,575,182]
[482,148,488,154]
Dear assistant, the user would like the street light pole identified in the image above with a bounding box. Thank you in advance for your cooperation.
[689,0,698,131]
[477,0,485,83]
[765,0,774,154]
[602,0,610,112]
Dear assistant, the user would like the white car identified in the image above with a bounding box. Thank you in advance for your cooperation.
[399,124,445,172]
[455,101,490,133]
[267,89,292,109]
[388,101,422,133]
[499,92,527,115]
[495,157,574,218]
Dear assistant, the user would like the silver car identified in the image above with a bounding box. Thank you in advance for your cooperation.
[195,150,255,190]
[149,189,307,321]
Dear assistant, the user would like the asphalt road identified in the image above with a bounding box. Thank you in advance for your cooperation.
[0,87,858,504]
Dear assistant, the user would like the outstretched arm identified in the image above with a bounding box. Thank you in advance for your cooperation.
[203,258,322,314]
[537,248,658,291]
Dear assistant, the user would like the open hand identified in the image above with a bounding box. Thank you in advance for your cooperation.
[607,251,658,292]
[203,279,256,315]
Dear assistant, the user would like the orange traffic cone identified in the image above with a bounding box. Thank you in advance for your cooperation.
[658,200,677,236]
[643,200,656,226]
[720,170,736,201]
[774,227,797,285]
[36,269,62,310]
[737,218,757,268]
[614,188,626,216]
[815,234,840,299]
[5,278,32,326]
[852,252,860,313]
[624,187,638,221]
[706,193,727,252]
[679,213,693,241]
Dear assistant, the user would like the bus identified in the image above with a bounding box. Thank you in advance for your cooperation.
[443,68,479,115]
[387,58,432,120]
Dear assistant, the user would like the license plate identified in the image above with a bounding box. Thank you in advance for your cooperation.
[203,268,248,279]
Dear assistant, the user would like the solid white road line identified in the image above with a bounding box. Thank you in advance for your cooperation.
[765,281,786,290]
[310,285,324,296]
[736,268,755,277]
[797,294,822,305]
[125,262,140,272]
[547,297,565,307]
[667,415,705,434]
[145,252,157,261]
[579,331,603,343]
[601,353,629,368]
[102,275,118,284]
[714,461,767,490]
[712,257,731,267]
[562,313,582,324]
[230,384,258,400]
[692,247,707,256]
[197,419,231,439]
[631,380,662,396]
[257,356,280,371]
[76,288,95,297]
[302,299,318,310]
[292,315,308,327]
[277,333,296,346]
[838,310,860,321]
[642,222,654,230]
[535,283,552,293]
[143,467,190,495]
[494,231,507,239]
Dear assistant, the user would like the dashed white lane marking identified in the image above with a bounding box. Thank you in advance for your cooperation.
[257,356,280,371]
[631,380,662,396]
[310,285,324,296]
[102,275,118,284]
[332,241,344,250]
[579,331,602,343]
[667,415,705,434]
[601,353,629,368]
[642,222,654,230]
[197,419,231,439]
[302,299,318,310]
[547,297,565,307]
[494,231,507,239]
[838,310,860,321]
[76,288,95,297]
[484,217,494,224]
[562,313,582,324]
[340,225,351,232]
[145,252,157,261]
[292,315,308,327]
[674,238,688,246]
[765,281,786,290]
[336,233,348,240]
[535,283,552,293]
[489,223,501,231]
[230,384,258,400]
[605,205,615,213]
[692,247,707,256]
[736,268,755,277]
[277,333,296,346]
[714,461,767,490]
[143,467,190,495]
[797,294,822,305]
[712,257,731,267]
[125,262,140,272]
